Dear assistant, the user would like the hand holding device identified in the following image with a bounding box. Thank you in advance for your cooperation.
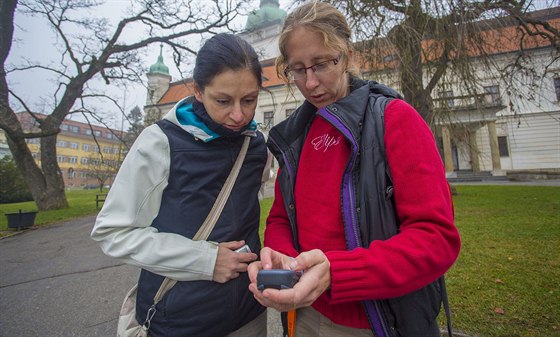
[234,244,251,253]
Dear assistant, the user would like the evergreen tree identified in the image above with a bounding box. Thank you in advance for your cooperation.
[124,105,145,149]
[0,156,33,203]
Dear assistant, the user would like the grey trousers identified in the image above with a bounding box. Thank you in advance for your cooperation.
[294,306,375,337]
[226,310,268,337]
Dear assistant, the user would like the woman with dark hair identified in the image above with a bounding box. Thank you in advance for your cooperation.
[92,33,269,337]
[248,2,461,337]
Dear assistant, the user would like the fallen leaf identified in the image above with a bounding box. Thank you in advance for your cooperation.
[494,307,505,315]
[495,279,504,284]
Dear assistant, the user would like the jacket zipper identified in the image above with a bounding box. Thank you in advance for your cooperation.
[320,106,391,337]
[318,107,361,246]
[268,136,299,249]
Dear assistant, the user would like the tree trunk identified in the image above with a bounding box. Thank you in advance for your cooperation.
[6,134,68,211]
[391,19,436,128]
[40,135,69,209]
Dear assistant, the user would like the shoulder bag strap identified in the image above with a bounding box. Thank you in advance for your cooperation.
[193,135,250,240]
[150,135,251,304]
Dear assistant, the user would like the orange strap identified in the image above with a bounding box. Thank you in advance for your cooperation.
[287,310,296,337]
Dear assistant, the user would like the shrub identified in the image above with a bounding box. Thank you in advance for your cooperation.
[0,156,33,203]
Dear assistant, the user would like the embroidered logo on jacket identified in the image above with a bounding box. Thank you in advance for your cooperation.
[311,133,341,152]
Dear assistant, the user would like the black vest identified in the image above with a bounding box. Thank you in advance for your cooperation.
[268,80,443,337]
[135,119,266,337]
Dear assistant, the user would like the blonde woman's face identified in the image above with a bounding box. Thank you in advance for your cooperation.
[284,27,350,109]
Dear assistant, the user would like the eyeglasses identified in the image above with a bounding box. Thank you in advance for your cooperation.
[284,55,342,81]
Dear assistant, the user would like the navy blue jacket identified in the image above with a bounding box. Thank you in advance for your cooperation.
[135,119,267,337]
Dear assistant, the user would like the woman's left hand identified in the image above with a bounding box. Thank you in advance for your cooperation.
[248,249,331,312]
[213,241,258,283]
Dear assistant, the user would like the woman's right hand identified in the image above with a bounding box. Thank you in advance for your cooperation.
[213,240,258,283]
[247,247,296,285]
[248,248,331,312]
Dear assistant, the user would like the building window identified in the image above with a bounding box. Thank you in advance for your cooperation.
[83,144,91,151]
[263,111,274,129]
[70,142,79,149]
[94,130,102,137]
[56,140,67,148]
[483,85,501,106]
[498,136,509,157]
[56,155,65,163]
[383,54,397,63]
[438,90,455,108]
[68,156,78,164]
[69,125,80,133]
[554,78,560,101]
[80,157,89,164]
[286,109,295,118]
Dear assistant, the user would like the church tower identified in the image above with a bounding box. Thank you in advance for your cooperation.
[144,45,171,124]
[240,0,287,60]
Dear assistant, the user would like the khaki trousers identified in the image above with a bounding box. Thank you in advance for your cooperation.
[226,310,268,337]
[294,306,375,337]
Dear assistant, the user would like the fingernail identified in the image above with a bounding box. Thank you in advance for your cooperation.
[289,260,297,270]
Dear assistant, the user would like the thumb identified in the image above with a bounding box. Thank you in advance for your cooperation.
[220,240,245,250]
[291,249,324,271]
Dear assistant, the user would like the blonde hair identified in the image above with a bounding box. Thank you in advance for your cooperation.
[275,1,353,81]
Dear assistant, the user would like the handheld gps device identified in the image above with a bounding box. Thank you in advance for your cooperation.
[257,269,303,290]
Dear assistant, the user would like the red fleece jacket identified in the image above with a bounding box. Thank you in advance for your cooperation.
[264,99,461,328]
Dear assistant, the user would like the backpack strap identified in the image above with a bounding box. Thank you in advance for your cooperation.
[377,94,454,337]
[440,275,453,337]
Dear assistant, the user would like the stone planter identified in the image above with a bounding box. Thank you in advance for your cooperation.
[5,210,38,230]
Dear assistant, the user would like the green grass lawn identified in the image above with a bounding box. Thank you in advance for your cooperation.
[1,185,558,336]
[0,189,103,232]
[443,185,559,337]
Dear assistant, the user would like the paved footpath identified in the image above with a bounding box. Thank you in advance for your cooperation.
[0,215,284,337]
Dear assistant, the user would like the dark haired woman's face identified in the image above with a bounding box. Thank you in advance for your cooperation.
[194,69,260,131]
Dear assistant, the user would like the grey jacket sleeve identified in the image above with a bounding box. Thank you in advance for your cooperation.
[90,125,218,281]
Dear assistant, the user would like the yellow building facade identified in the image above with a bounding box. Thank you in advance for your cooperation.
[16,113,125,189]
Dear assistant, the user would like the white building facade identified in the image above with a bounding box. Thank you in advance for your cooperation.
[144,5,560,179]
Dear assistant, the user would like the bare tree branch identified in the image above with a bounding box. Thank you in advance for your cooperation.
[0,0,249,210]
[322,0,558,126]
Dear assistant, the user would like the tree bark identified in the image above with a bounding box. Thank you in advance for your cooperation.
[6,132,68,210]
[1,0,68,210]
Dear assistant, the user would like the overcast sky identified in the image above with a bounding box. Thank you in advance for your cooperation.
[7,0,291,130]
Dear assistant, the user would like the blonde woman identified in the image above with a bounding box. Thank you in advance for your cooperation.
[248,3,461,337]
